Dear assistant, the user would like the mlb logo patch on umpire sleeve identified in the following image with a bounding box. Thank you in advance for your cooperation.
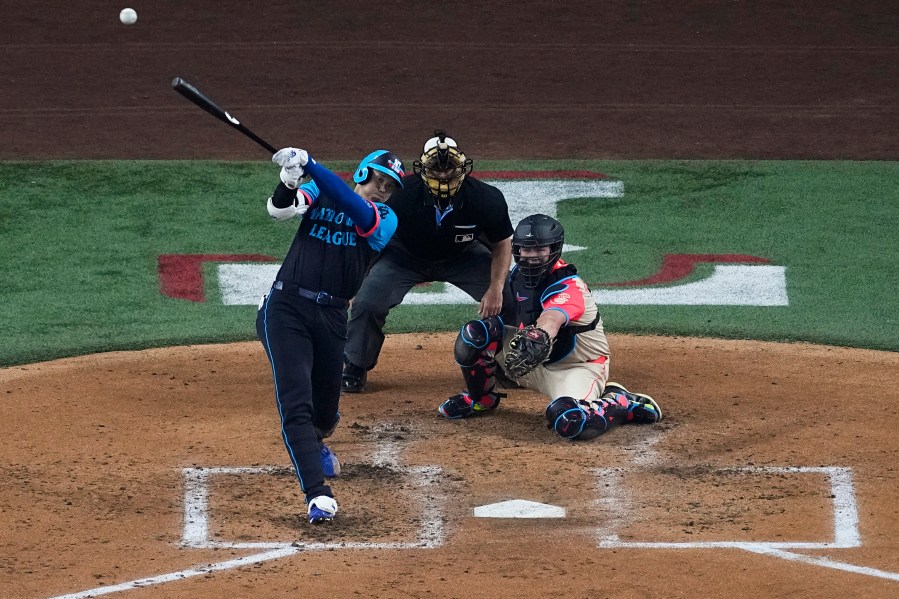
[455,233,474,243]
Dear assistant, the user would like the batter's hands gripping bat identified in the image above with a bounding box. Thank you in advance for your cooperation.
[171,76,276,154]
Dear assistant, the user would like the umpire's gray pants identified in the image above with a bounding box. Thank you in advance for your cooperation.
[345,243,494,371]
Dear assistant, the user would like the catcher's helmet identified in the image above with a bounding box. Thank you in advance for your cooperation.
[353,150,405,189]
[545,397,587,439]
[412,130,473,204]
[512,214,565,289]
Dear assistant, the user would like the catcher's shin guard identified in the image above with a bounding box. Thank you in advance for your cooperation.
[604,382,663,424]
[454,316,504,363]
[545,396,630,440]
[454,316,504,403]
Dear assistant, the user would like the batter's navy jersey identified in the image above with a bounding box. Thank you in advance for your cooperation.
[275,179,397,300]
[387,176,513,261]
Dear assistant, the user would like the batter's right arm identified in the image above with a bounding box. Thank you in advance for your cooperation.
[267,182,314,220]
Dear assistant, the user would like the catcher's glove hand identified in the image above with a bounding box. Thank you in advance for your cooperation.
[504,326,554,378]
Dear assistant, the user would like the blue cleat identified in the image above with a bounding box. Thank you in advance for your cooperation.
[321,443,341,478]
[307,495,338,524]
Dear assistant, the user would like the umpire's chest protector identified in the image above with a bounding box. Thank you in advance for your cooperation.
[388,177,511,262]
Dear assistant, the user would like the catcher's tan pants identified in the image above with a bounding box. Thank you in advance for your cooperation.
[497,327,610,401]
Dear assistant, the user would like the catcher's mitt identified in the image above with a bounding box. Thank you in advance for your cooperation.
[504,326,554,378]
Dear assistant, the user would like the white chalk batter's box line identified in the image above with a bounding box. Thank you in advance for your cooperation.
[595,466,859,549]
[50,464,899,598]
[181,464,447,551]
[595,466,899,582]
[185,465,863,552]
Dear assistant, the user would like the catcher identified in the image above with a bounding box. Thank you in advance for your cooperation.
[438,214,663,440]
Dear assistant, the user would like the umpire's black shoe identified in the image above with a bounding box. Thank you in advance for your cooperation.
[342,361,367,393]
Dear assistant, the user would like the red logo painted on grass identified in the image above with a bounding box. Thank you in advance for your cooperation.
[158,254,277,302]
[158,253,771,303]
[600,254,770,287]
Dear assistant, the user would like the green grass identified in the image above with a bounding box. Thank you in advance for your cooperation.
[0,160,896,366]
[554,161,899,349]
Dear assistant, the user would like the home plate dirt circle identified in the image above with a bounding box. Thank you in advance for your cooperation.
[1,333,897,598]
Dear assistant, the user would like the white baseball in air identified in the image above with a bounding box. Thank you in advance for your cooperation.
[119,8,138,25]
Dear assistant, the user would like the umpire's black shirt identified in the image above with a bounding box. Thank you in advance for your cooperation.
[386,176,513,261]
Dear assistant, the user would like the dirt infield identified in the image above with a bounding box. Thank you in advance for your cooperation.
[2,334,898,598]
[2,1,898,597]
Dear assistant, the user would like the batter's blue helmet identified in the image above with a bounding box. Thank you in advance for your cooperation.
[353,150,405,188]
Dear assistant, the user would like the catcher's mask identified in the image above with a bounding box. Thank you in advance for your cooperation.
[545,397,587,439]
[512,214,565,289]
[412,129,473,205]
[354,150,405,189]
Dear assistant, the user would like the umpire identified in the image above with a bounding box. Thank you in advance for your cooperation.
[342,130,514,393]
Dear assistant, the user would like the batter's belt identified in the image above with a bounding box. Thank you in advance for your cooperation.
[273,280,349,308]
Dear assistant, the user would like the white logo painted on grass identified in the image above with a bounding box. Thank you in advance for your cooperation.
[205,176,788,307]
[217,263,788,306]
[493,179,623,229]
[594,265,788,306]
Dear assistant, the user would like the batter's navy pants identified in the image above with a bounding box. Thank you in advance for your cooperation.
[257,286,344,503]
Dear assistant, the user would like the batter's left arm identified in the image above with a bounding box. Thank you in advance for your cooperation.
[304,158,377,231]
[479,235,512,317]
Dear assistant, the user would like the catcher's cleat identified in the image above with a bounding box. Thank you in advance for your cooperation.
[307,495,338,524]
[438,391,503,419]
[341,360,367,393]
[604,382,663,424]
[321,443,341,478]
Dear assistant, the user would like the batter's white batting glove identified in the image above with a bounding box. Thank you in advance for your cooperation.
[272,147,309,189]
[266,196,309,220]
[272,147,309,167]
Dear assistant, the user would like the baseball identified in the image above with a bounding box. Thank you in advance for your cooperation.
[119,8,137,25]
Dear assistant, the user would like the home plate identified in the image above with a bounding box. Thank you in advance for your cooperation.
[473,500,566,518]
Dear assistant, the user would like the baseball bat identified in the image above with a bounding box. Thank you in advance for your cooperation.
[171,76,277,154]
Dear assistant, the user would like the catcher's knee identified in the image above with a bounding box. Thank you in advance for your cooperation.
[545,397,605,440]
[454,316,504,365]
